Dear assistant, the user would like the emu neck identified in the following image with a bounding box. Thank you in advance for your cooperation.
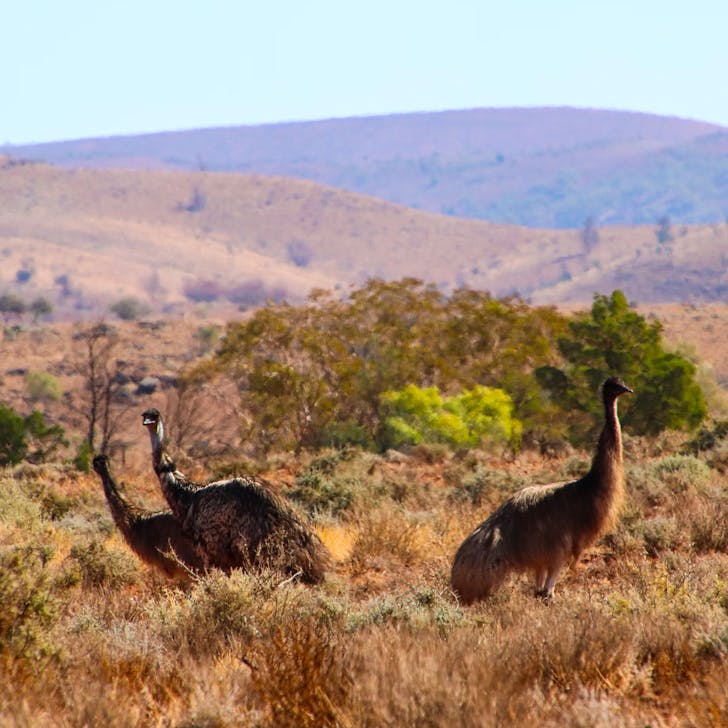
[587,394,624,491]
[98,469,136,538]
[147,421,165,473]
[146,421,194,522]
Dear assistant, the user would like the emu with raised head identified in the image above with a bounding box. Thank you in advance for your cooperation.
[451,377,632,603]
[141,408,329,582]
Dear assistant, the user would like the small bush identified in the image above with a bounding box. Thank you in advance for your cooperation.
[689,497,728,552]
[195,324,222,353]
[248,617,351,728]
[0,544,59,666]
[638,516,687,556]
[450,467,528,507]
[287,240,313,268]
[109,297,150,321]
[289,471,357,517]
[69,540,140,589]
[183,278,224,303]
[154,571,277,657]
[25,371,62,403]
[349,509,428,572]
[650,455,712,493]
[381,384,522,451]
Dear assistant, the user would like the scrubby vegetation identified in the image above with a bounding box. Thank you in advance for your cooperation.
[193,281,706,454]
[0,439,726,725]
[0,281,725,725]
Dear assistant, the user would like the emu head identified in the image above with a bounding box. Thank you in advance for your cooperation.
[142,407,162,428]
[142,407,165,446]
[602,377,633,400]
[92,453,109,475]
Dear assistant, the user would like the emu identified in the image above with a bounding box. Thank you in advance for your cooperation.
[92,454,204,579]
[141,408,329,582]
[451,377,632,603]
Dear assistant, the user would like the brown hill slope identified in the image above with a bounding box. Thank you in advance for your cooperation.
[1,160,726,318]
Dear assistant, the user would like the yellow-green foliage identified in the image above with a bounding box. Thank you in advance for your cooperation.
[381,383,521,449]
[25,371,63,403]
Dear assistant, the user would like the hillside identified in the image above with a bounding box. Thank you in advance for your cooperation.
[1,159,727,318]
[6,107,728,228]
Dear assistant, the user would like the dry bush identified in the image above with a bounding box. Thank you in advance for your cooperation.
[69,539,141,589]
[247,617,352,728]
[348,507,431,574]
[689,496,728,552]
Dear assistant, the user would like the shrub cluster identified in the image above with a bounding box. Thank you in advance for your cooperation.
[193,280,705,454]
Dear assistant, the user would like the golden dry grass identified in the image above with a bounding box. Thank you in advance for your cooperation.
[1,314,727,726]
[1,437,727,727]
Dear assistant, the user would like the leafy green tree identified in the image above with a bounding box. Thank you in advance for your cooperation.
[0,405,66,465]
[537,290,706,442]
[192,279,564,453]
[0,405,28,465]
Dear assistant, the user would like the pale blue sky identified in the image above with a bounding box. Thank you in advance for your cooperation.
[3,0,727,145]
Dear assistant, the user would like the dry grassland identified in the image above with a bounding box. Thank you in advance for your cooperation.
[1,310,727,726]
[1,439,727,727]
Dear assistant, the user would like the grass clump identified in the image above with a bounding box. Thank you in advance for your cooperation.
[247,617,352,728]
[69,540,140,589]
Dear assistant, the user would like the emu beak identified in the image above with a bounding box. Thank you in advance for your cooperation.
[620,384,633,394]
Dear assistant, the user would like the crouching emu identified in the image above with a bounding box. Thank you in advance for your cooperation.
[141,408,329,583]
[451,377,632,603]
[92,454,204,579]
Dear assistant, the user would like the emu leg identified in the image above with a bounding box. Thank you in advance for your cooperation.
[535,563,563,600]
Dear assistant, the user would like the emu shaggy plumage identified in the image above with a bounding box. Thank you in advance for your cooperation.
[451,377,632,603]
[92,454,204,579]
[142,408,329,582]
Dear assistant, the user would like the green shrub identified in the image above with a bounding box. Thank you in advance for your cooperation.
[69,540,140,589]
[25,371,63,403]
[0,544,59,665]
[73,439,93,473]
[537,290,706,443]
[109,296,150,321]
[0,406,66,465]
[0,405,27,465]
[380,384,521,450]
[649,455,712,493]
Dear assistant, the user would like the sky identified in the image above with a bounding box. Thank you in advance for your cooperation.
[3,0,727,145]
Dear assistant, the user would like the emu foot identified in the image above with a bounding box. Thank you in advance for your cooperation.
[534,588,555,603]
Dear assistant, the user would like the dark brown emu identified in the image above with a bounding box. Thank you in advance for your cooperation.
[92,454,204,579]
[141,408,329,582]
[451,377,632,603]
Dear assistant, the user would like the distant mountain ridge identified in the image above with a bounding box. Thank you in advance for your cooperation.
[7,107,727,228]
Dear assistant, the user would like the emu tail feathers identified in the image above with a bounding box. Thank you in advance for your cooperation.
[450,520,509,604]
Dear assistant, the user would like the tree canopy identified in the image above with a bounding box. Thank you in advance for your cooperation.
[190,281,705,455]
[536,290,706,442]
